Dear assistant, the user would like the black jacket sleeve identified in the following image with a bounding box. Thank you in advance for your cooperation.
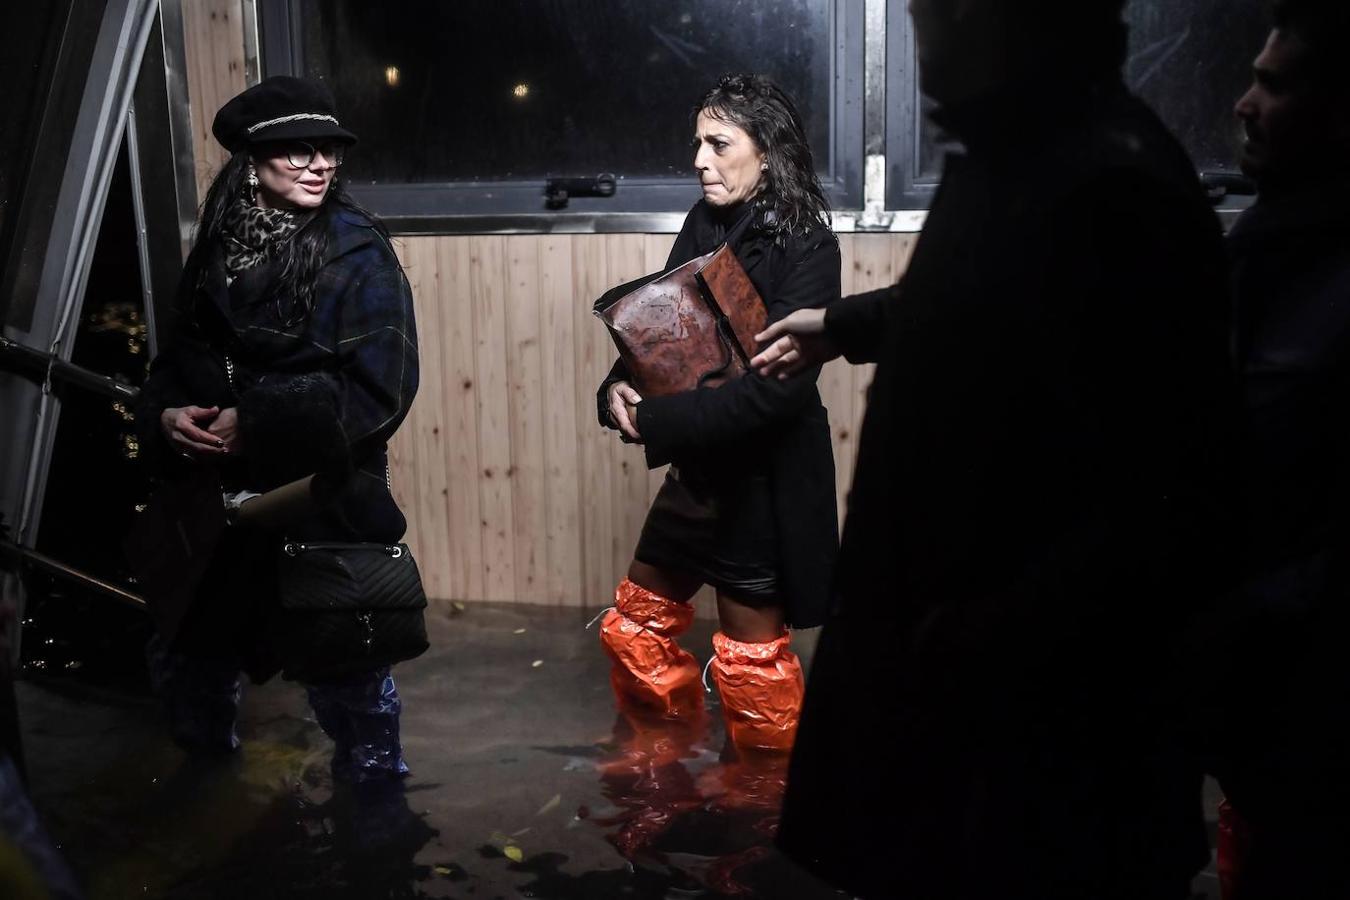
[634,231,842,468]
[134,304,236,477]
[823,282,901,364]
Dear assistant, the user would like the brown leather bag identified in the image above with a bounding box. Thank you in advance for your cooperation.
[593,243,767,396]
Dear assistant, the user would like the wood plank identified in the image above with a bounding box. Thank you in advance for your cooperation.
[840,234,897,518]
[504,236,547,600]
[180,0,247,204]
[571,236,616,608]
[844,233,913,483]
[385,240,423,568]
[605,234,654,584]
[469,236,515,601]
[437,237,485,602]
[397,238,453,603]
[538,235,583,605]
[822,236,860,523]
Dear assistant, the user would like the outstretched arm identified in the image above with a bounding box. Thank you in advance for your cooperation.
[751,282,900,378]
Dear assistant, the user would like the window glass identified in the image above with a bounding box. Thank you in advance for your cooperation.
[900,0,1270,204]
[298,0,836,186]
[1123,0,1269,173]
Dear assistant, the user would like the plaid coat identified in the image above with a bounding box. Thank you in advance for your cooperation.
[137,205,419,543]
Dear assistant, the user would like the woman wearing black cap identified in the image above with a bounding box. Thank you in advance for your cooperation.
[134,76,419,784]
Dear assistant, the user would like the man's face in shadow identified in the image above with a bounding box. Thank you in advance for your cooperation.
[1235,28,1349,187]
[909,0,1011,105]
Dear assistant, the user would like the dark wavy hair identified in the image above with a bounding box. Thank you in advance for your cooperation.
[697,74,831,237]
[182,149,392,327]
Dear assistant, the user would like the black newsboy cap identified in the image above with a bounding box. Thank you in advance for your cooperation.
[212,75,357,153]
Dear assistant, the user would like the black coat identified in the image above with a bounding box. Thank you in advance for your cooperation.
[1216,183,1350,868]
[777,81,1235,898]
[138,206,419,544]
[135,206,418,675]
[597,200,841,627]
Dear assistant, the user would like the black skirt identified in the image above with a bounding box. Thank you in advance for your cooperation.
[633,466,779,604]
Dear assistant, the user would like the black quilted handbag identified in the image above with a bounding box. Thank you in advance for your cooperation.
[274,540,429,682]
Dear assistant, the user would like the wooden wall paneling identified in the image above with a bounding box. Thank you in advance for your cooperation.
[846,233,914,490]
[469,236,515,600]
[397,237,453,602]
[504,236,547,600]
[437,238,485,602]
[821,236,860,523]
[840,234,898,522]
[641,234,675,506]
[538,235,583,605]
[605,234,654,585]
[180,0,248,205]
[570,237,617,608]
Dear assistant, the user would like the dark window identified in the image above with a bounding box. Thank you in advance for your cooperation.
[261,0,865,222]
[1123,0,1269,174]
[887,0,1270,209]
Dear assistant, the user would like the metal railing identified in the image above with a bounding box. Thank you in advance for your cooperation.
[1,337,147,612]
[0,539,146,611]
[0,336,140,402]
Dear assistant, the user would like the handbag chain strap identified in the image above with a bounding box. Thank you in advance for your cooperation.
[283,541,405,558]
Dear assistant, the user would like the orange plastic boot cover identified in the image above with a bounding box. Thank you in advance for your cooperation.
[710,631,804,753]
[599,579,701,715]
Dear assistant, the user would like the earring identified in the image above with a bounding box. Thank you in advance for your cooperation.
[760,162,768,171]
[247,164,259,200]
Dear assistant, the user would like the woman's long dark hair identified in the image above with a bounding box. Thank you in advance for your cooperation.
[697,74,832,236]
[183,149,392,326]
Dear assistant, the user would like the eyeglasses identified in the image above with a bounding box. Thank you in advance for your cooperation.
[283,140,346,169]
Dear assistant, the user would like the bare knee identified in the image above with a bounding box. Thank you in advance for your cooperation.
[715,593,786,644]
[626,560,702,604]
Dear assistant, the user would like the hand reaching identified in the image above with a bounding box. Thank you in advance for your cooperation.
[751,308,839,379]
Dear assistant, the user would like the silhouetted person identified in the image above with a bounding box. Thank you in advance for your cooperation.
[1216,2,1350,895]
[752,2,1234,896]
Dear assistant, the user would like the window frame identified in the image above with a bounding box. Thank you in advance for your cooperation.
[882,0,1258,215]
[258,0,866,230]
[882,0,935,210]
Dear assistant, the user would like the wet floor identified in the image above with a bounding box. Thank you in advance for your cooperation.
[16,601,1225,899]
[17,603,846,900]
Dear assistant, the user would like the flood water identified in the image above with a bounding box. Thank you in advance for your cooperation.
[17,602,844,899]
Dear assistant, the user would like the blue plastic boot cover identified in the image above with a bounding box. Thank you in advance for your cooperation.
[304,666,409,783]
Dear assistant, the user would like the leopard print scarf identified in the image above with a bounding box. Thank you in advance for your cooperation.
[221,201,300,279]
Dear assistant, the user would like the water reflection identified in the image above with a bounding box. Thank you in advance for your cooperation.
[159,773,437,899]
[590,695,797,898]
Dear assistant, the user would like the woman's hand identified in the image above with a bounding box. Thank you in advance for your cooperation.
[751,308,839,379]
[606,381,643,442]
[160,405,226,458]
[207,407,242,454]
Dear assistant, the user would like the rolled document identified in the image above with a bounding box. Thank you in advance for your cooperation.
[234,475,317,528]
